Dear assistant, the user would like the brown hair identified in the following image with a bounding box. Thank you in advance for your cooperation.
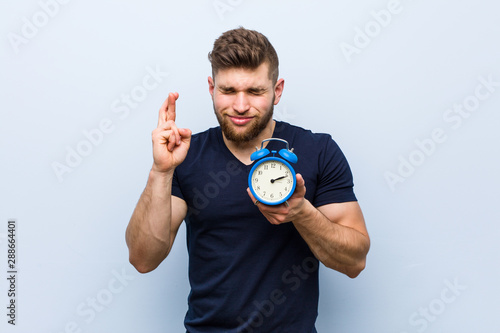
[208,27,279,83]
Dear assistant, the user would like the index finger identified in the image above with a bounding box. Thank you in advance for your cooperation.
[166,92,179,122]
[157,92,179,126]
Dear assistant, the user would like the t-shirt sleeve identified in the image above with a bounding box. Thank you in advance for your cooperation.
[313,136,357,207]
[171,169,185,201]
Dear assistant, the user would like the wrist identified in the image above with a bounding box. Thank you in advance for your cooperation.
[149,167,175,182]
[293,199,318,226]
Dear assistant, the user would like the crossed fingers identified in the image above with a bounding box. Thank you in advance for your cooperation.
[157,92,181,151]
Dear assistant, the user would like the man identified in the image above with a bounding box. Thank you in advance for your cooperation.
[126,27,370,332]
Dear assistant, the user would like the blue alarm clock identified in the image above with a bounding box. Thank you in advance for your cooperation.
[248,138,298,205]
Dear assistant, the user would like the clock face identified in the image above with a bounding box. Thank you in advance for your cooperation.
[249,157,296,205]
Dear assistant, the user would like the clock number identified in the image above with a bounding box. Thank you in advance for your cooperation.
[254,178,259,183]
[258,171,263,175]
[271,163,276,169]
[270,193,274,199]
[264,165,268,170]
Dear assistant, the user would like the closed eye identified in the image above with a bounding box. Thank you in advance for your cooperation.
[217,86,267,95]
[219,88,235,94]
[248,88,266,95]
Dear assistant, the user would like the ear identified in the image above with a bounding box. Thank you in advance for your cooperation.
[208,76,215,99]
[273,78,285,105]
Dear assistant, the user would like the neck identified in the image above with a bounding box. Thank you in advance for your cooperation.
[223,120,276,165]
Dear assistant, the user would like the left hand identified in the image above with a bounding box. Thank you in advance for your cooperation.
[247,173,307,225]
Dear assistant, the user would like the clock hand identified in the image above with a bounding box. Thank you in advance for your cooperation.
[270,176,286,183]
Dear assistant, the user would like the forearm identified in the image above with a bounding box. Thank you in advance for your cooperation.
[292,201,370,278]
[126,169,174,273]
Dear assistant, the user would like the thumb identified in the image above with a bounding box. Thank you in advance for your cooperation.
[295,173,305,187]
[293,173,306,197]
[178,128,192,140]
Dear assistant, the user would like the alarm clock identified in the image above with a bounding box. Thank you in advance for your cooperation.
[248,138,298,205]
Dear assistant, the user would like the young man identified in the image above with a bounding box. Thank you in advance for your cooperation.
[126,27,370,332]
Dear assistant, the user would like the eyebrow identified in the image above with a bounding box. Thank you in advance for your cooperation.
[218,85,234,92]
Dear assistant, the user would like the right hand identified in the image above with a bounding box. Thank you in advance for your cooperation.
[151,92,192,173]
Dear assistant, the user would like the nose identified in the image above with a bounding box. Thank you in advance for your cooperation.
[233,92,250,114]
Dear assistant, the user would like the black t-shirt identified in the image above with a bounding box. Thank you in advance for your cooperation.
[172,121,356,333]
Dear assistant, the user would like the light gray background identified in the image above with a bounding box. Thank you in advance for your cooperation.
[1,0,499,332]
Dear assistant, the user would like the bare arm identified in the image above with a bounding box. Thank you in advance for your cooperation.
[126,93,191,273]
[247,174,370,278]
[126,171,187,273]
[292,200,369,278]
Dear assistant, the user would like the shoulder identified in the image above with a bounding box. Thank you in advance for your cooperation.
[176,126,222,168]
[275,121,340,151]
[190,126,220,144]
[186,126,222,152]
[276,121,333,138]
[276,121,349,174]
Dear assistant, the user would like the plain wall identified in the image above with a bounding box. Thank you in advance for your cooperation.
[1,0,499,332]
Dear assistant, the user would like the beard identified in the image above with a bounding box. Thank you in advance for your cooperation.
[214,103,274,143]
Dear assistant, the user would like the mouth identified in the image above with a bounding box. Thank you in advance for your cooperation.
[228,116,254,126]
